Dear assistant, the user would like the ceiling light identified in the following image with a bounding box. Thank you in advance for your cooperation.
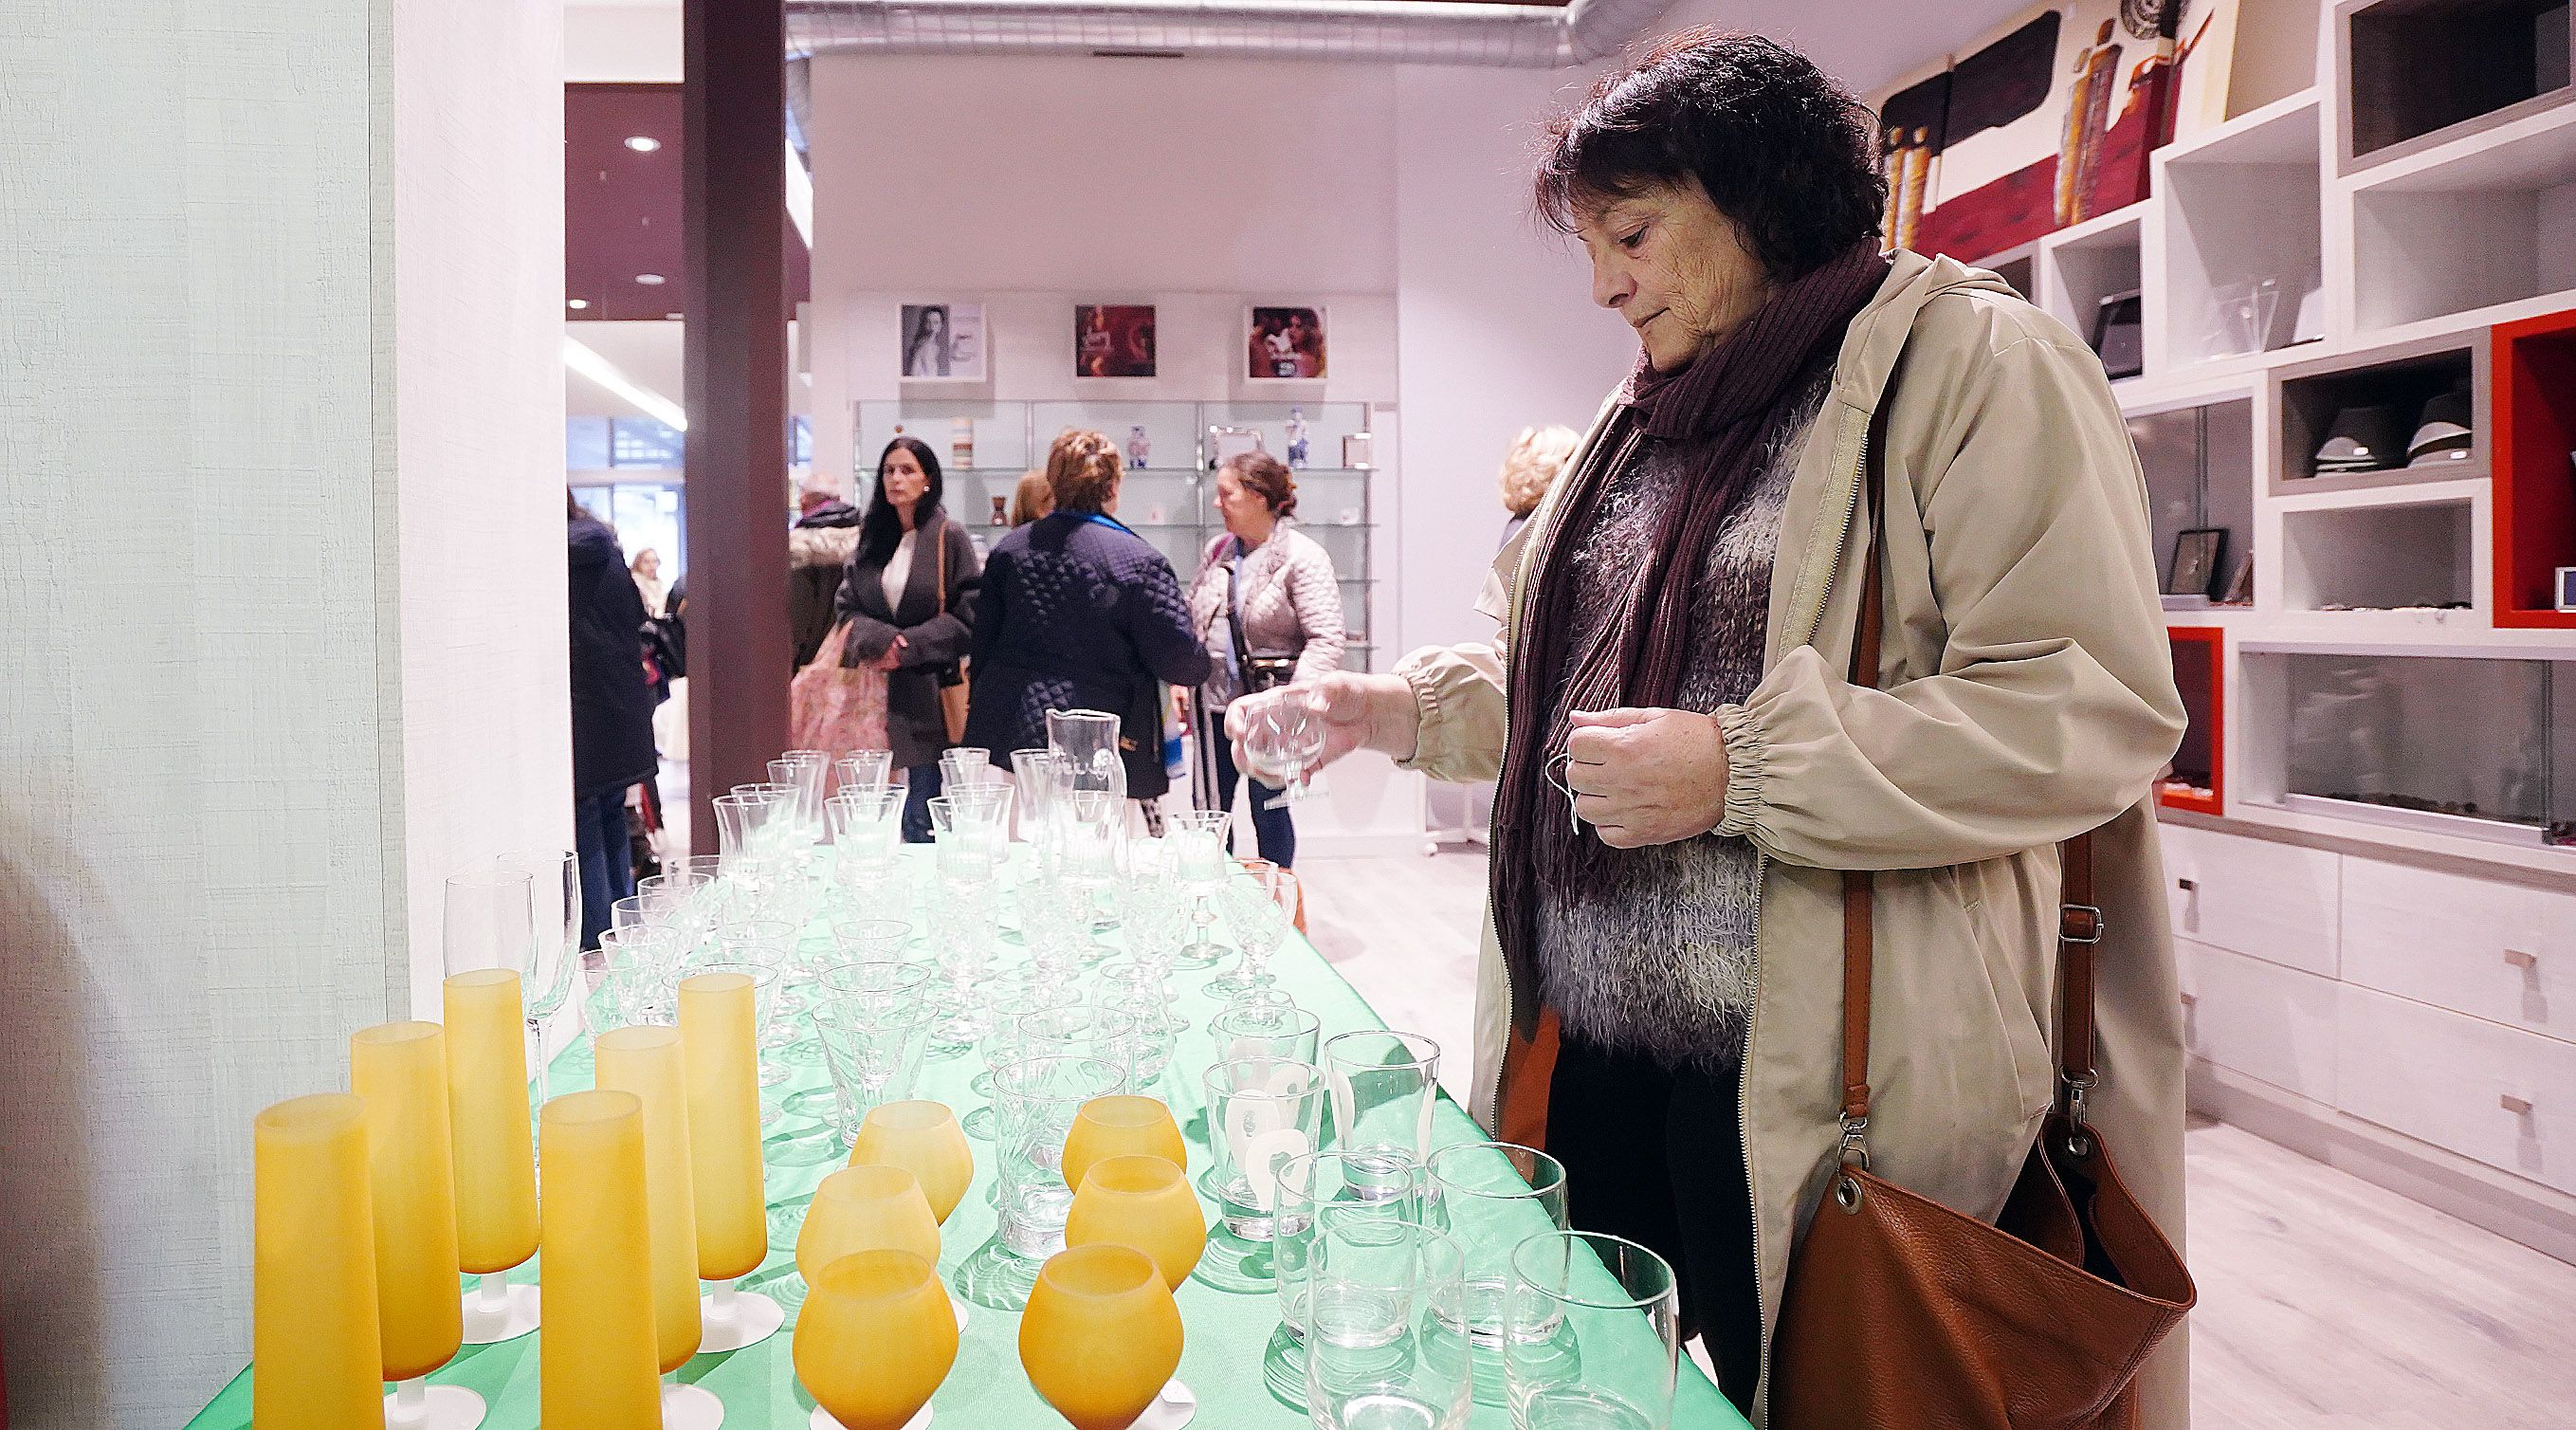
[563,336,686,432]
[625,136,662,153]
[566,298,589,310]
[634,273,666,285]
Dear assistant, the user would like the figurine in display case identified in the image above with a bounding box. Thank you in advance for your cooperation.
[1285,407,1310,469]
[1127,424,1151,471]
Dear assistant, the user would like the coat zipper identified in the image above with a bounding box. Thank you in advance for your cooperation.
[1745,421,1871,1412]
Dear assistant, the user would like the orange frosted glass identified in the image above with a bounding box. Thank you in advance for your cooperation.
[1061,1095,1185,1196]
[1019,1244,1184,1430]
[539,1091,662,1429]
[679,970,768,1279]
[252,1093,383,1429]
[850,1100,974,1223]
[1064,1155,1207,1290]
[443,968,538,1274]
[794,1249,958,1430]
[593,1025,703,1372]
[349,1021,465,1382]
[798,1164,941,1282]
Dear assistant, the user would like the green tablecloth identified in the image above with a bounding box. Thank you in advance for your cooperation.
[189,849,1744,1428]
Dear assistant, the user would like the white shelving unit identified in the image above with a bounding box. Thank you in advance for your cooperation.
[1946,0,2576,1264]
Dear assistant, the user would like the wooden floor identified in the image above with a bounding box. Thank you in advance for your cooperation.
[1299,848,2576,1430]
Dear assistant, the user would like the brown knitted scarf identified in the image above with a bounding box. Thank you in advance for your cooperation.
[1493,244,1889,1027]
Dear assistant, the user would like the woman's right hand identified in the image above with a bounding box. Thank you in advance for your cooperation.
[1226,671,1418,778]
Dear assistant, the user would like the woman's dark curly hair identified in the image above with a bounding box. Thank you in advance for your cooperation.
[1533,29,1886,280]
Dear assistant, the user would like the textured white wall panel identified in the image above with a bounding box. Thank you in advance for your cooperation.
[0,0,565,1419]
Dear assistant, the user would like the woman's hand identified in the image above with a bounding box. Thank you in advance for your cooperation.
[1226,671,1418,779]
[874,634,906,671]
[1563,706,1730,848]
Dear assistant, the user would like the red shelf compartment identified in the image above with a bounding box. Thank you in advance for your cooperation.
[2493,309,2576,628]
[2161,627,2225,816]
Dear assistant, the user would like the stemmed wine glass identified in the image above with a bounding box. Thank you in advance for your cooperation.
[1210,863,1297,1000]
[499,850,582,1105]
[1239,687,1327,809]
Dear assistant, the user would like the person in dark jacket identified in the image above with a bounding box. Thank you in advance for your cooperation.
[965,430,1211,814]
[790,487,864,669]
[568,491,659,950]
[835,436,981,842]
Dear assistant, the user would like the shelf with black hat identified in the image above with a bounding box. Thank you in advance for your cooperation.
[2275,334,2487,494]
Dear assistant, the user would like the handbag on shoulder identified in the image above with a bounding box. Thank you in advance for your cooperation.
[933,516,971,744]
[1224,541,1296,694]
[1766,427,2195,1430]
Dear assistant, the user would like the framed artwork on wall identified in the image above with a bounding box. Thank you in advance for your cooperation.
[899,302,986,381]
[2165,525,2227,598]
[1245,304,1327,381]
[1074,303,1157,378]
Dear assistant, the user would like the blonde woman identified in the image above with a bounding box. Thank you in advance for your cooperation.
[1498,424,1580,546]
[1008,468,1053,526]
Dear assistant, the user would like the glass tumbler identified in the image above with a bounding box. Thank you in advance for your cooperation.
[1423,1141,1570,1354]
[1272,1150,1424,1341]
[974,1054,1128,1310]
[1303,1214,1471,1430]
[1503,1231,1681,1430]
[1198,1057,1327,1252]
[1323,1030,1442,1164]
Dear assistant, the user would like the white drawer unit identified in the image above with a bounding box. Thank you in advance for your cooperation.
[2339,857,2576,1046]
[2161,826,2341,978]
[2179,939,2340,1105]
[2337,985,2576,1199]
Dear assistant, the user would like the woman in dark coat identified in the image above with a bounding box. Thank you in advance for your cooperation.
[568,491,659,949]
[834,435,981,842]
[965,430,1210,810]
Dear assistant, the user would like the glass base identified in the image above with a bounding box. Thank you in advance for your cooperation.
[1199,966,1274,1000]
[660,1382,723,1430]
[1190,1221,1278,1294]
[1133,1381,1196,1429]
[762,1124,847,1167]
[1260,1323,1307,1410]
[698,1283,785,1351]
[384,1381,485,1430]
[960,1105,996,1141]
[457,1278,539,1344]
[782,1085,838,1120]
[1164,944,1220,973]
[951,1236,1044,1311]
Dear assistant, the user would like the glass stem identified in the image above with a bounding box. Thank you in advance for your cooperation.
[393,1377,428,1418]
[709,1277,739,1320]
[525,1017,550,1107]
[477,1272,510,1310]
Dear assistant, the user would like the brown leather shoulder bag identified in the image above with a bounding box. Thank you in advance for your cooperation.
[1766,431,2196,1430]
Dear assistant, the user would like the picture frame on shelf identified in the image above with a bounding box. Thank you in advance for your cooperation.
[1208,425,1264,469]
[1074,303,1157,378]
[2220,552,2254,606]
[2165,526,2226,598]
[2556,566,2576,614]
[899,302,986,382]
[2091,288,2145,379]
[1245,304,1327,381]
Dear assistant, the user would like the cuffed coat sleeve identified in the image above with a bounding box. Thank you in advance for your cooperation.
[1714,327,2184,871]
[893,521,980,669]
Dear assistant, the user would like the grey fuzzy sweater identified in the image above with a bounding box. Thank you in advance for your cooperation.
[1534,370,1830,1072]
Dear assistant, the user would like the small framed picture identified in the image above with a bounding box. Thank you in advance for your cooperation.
[1074,303,1157,378]
[2556,565,2576,613]
[1208,426,1264,469]
[2091,289,2144,380]
[899,302,986,382]
[2220,552,2254,606]
[2166,527,2227,599]
[1246,304,1327,381]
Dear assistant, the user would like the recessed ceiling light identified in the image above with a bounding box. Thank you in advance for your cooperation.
[566,298,590,309]
[635,273,666,285]
[625,136,662,153]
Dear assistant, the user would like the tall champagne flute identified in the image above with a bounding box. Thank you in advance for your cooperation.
[500,849,580,1105]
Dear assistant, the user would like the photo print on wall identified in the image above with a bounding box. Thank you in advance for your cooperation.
[899,302,986,381]
[1246,305,1327,381]
[1075,303,1158,378]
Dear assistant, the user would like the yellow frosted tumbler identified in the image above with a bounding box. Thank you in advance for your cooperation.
[252,1093,383,1430]
[1060,1094,1186,1196]
[349,1021,466,1382]
[680,971,769,1280]
[1019,1244,1184,1430]
[797,1164,941,1282]
[594,1025,704,1373]
[444,969,539,1274]
[850,1100,975,1223]
[1065,1155,1207,1290]
[795,1250,958,1430]
[539,1090,663,1429]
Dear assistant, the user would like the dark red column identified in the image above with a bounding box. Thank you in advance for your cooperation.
[683,0,792,841]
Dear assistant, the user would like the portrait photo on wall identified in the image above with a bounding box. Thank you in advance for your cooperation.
[899,302,986,381]
[1074,303,1158,378]
[1246,304,1327,381]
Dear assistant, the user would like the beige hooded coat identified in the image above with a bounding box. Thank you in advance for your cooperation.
[1393,251,2191,1428]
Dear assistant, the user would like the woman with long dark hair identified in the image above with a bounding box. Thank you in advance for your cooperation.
[903,306,952,377]
[833,435,979,840]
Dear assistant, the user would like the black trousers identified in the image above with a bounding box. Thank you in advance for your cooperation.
[1545,1032,1762,1417]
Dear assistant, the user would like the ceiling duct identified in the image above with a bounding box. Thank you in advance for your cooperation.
[786,0,1674,67]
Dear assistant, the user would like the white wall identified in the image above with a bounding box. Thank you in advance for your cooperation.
[0,0,564,1419]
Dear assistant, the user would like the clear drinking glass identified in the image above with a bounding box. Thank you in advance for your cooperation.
[1211,863,1297,999]
[1199,1057,1326,1253]
[964,983,1083,1140]
[1273,1151,1424,1342]
[1423,1142,1571,1355]
[1304,1216,1472,1430]
[832,748,893,796]
[1011,747,1074,855]
[1325,1030,1442,1164]
[1209,996,1321,1067]
[498,850,582,1101]
[828,786,906,886]
[1238,686,1328,808]
[939,745,995,790]
[1166,810,1230,954]
[811,962,936,1148]
[1504,1232,1681,1430]
[968,1054,1129,1311]
[1046,707,1127,802]
[769,752,831,847]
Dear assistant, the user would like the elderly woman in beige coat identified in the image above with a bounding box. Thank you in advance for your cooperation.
[1236,30,2190,1428]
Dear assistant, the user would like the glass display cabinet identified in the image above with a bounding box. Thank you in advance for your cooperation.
[2269,651,2575,847]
